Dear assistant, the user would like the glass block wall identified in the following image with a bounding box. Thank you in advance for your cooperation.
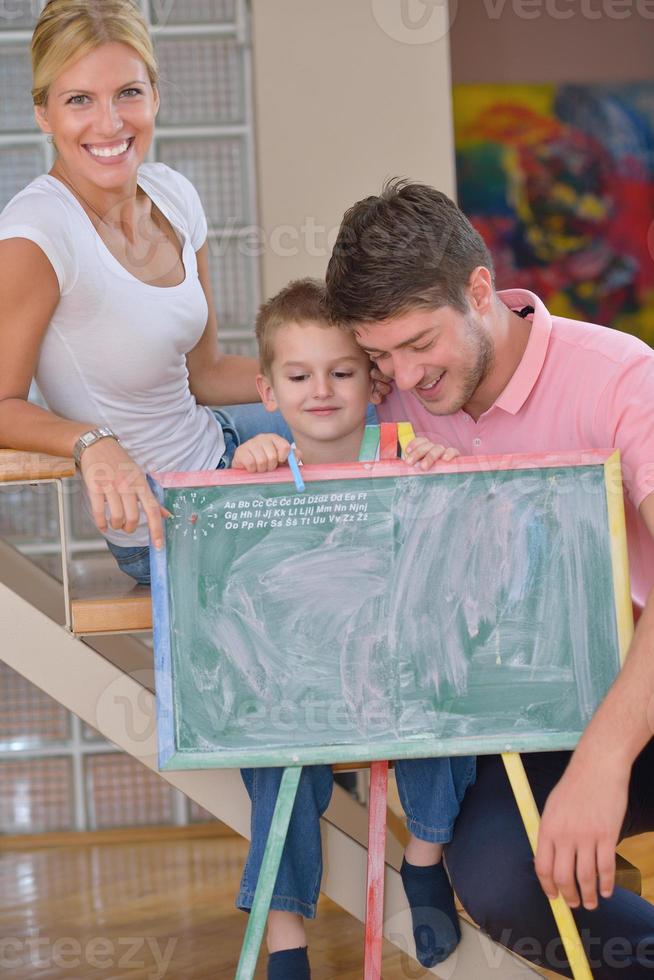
[0,0,258,833]
[0,0,260,351]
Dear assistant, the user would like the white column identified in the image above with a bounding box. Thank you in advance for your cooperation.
[251,0,456,296]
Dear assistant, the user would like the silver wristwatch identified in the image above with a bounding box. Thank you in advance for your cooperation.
[73,426,120,467]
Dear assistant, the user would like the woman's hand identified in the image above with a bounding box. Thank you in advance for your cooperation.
[79,438,169,549]
[370,366,393,405]
[232,434,294,473]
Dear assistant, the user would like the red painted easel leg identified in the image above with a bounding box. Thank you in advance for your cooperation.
[364,760,389,980]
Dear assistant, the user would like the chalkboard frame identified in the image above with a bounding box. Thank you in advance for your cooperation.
[150,449,632,771]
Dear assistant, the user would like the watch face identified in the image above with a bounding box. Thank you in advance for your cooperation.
[170,490,217,541]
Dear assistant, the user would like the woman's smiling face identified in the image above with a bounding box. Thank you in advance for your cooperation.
[35,41,159,195]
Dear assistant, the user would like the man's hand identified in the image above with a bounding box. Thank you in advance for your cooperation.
[404,437,459,470]
[535,757,630,909]
[232,434,293,473]
[534,572,654,912]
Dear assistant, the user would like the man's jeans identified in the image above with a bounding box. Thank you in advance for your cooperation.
[446,743,654,979]
[238,756,476,917]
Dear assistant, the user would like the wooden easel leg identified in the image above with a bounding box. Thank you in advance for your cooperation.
[236,766,303,980]
[501,753,593,980]
[364,760,389,980]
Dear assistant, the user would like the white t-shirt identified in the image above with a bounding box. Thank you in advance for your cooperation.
[0,163,226,545]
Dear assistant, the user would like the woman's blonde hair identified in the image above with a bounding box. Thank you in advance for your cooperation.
[32,0,158,106]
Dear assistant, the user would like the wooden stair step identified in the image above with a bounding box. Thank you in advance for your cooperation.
[615,852,642,895]
[70,590,152,634]
[68,555,152,634]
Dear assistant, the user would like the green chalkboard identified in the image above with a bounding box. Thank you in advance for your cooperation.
[150,451,629,770]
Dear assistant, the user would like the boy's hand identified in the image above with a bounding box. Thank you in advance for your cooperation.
[370,366,393,405]
[404,437,459,470]
[232,434,294,473]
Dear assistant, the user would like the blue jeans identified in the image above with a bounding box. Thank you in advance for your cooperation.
[237,756,476,918]
[107,404,289,584]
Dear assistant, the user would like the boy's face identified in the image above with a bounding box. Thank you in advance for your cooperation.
[256,321,373,448]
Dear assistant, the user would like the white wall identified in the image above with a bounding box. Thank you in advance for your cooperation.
[251,0,456,296]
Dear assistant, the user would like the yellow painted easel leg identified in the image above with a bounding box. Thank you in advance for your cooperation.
[501,752,594,980]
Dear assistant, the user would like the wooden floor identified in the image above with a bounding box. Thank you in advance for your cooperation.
[0,834,433,979]
[1,831,652,980]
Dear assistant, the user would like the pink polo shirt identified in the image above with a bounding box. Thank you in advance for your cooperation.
[379,289,654,610]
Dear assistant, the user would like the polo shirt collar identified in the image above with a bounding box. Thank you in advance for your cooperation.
[492,288,552,416]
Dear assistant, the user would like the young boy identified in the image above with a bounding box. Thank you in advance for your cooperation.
[231,279,474,980]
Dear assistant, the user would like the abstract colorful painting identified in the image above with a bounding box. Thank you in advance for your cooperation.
[454,84,654,344]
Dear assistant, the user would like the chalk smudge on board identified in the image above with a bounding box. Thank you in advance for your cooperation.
[164,468,619,754]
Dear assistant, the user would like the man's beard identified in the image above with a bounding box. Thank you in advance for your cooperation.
[418,315,494,416]
[456,315,494,412]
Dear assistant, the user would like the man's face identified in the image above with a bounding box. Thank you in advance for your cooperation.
[355,305,493,416]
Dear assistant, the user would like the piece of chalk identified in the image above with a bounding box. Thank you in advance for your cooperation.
[288,448,305,492]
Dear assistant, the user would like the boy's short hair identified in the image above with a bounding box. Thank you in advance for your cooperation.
[325,178,494,325]
[256,278,331,375]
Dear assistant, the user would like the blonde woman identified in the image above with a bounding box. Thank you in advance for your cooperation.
[0,0,290,586]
